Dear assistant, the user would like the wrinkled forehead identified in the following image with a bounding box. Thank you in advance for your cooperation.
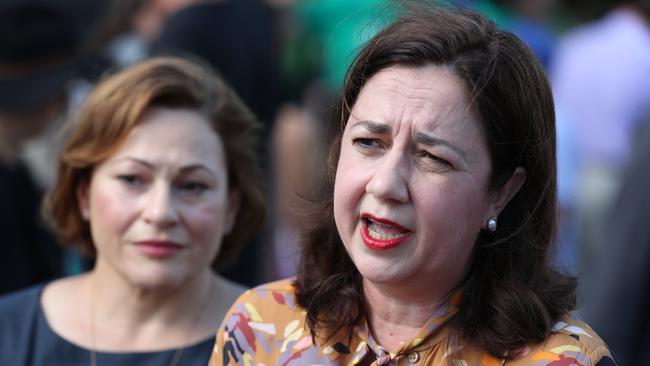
[348,65,482,135]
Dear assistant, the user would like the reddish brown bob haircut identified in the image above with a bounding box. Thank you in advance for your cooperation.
[44,57,265,270]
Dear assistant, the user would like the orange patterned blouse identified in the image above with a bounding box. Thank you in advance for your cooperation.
[211,279,615,366]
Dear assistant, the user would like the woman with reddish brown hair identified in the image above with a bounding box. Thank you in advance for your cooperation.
[210,4,614,366]
[0,57,265,365]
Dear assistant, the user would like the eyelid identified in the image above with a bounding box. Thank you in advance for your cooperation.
[178,181,208,188]
[352,137,384,149]
[417,149,453,167]
[117,174,145,183]
[175,178,213,195]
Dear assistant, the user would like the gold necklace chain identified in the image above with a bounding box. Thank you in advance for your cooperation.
[89,275,215,366]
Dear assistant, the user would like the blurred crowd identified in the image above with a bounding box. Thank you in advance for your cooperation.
[1,0,649,363]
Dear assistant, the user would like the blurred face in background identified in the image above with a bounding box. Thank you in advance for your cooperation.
[79,107,238,289]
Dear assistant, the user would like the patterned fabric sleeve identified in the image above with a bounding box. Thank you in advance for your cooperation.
[209,279,336,366]
[210,289,259,366]
[502,317,617,366]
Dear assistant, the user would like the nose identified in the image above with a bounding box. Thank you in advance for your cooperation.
[142,182,179,228]
[365,150,410,203]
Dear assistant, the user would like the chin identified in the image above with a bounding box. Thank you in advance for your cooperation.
[124,266,191,290]
[360,267,412,285]
[350,253,412,285]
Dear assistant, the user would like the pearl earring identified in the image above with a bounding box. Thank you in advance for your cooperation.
[487,217,497,232]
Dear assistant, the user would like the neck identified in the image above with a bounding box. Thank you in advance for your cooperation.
[363,279,452,352]
[86,259,218,351]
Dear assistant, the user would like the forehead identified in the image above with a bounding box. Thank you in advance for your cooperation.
[108,107,225,164]
[352,64,477,126]
[349,64,483,137]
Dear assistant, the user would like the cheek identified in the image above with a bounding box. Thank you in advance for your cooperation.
[182,202,229,242]
[332,174,349,239]
[413,196,481,276]
[333,169,356,211]
[89,184,137,238]
[333,153,368,235]
[334,143,371,198]
[414,180,489,244]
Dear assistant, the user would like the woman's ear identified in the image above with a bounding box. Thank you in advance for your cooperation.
[76,179,90,221]
[224,189,240,235]
[487,167,526,219]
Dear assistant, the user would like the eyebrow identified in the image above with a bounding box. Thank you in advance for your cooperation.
[414,132,467,161]
[351,120,467,161]
[113,157,218,178]
[351,120,392,134]
[179,164,217,178]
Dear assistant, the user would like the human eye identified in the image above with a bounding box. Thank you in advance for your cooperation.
[116,174,145,187]
[417,150,452,170]
[176,180,211,196]
[352,137,383,150]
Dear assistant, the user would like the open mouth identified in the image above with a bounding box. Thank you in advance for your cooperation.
[360,214,413,250]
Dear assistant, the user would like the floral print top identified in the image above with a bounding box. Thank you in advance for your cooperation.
[211,279,615,366]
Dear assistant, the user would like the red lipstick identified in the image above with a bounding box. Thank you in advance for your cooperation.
[360,213,412,251]
[135,240,183,258]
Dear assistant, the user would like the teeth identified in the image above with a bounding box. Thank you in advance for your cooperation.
[366,218,409,240]
[367,227,407,240]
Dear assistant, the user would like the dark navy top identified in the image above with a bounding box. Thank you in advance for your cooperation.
[0,285,214,365]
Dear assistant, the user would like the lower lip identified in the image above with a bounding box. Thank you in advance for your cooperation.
[135,243,183,258]
[360,224,412,251]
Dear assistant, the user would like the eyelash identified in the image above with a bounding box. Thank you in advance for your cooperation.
[417,151,452,168]
[354,138,454,170]
[352,137,383,150]
[117,174,144,186]
[177,182,209,193]
[116,175,210,194]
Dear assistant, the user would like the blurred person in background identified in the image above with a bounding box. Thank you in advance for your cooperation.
[0,1,84,295]
[582,112,650,366]
[286,0,392,95]
[492,0,584,274]
[550,0,650,301]
[153,0,280,129]
[500,0,558,68]
[0,0,118,291]
[0,57,265,365]
[268,85,331,279]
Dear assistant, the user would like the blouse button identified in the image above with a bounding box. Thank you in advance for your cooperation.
[407,351,420,363]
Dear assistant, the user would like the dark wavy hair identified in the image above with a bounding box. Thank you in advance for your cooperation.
[44,56,266,270]
[294,4,576,358]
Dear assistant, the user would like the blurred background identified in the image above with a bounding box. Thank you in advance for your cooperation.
[1,0,649,363]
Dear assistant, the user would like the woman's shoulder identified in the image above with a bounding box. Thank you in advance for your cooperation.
[220,277,304,335]
[231,277,296,299]
[0,284,44,317]
[510,315,616,366]
[226,277,300,316]
[214,278,317,365]
[0,284,46,364]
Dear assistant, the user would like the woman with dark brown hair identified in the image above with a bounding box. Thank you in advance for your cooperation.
[0,57,265,365]
[210,4,614,366]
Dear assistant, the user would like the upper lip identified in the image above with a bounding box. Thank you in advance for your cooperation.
[135,240,183,247]
[361,213,411,232]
